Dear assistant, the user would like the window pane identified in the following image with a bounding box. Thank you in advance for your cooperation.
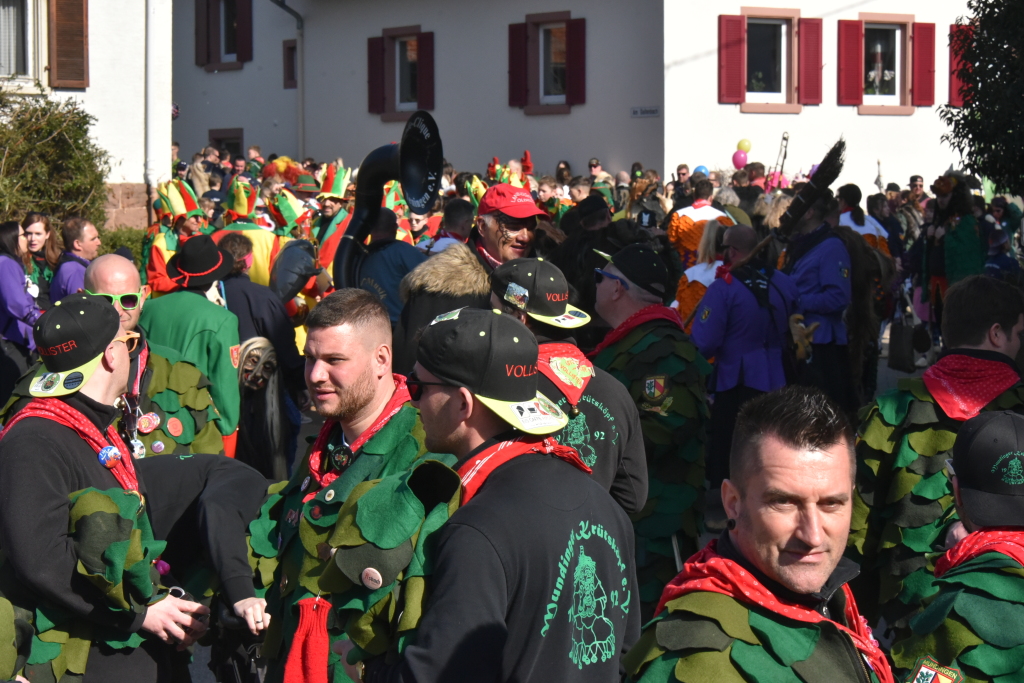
[747,21,782,93]
[864,27,897,96]
[223,0,237,57]
[398,37,419,104]
[0,0,27,76]
[543,26,566,97]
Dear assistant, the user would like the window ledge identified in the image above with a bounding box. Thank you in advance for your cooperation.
[524,104,571,116]
[204,61,243,73]
[380,111,413,123]
[857,104,915,116]
[740,102,803,114]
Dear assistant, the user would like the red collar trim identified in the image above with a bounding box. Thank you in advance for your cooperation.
[936,528,1024,576]
[588,305,682,359]
[922,353,1020,420]
[691,199,711,209]
[456,435,590,504]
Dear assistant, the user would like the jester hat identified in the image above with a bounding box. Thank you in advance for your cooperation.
[383,180,408,211]
[157,179,205,222]
[269,188,313,231]
[222,175,258,224]
[318,163,353,202]
[294,173,320,193]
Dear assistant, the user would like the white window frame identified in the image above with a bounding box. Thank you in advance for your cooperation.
[395,35,418,112]
[2,0,46,92]
[863,23,902,106]
[539,21,566,105]
[745,18,789,104]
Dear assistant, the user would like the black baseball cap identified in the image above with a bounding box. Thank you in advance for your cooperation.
[588,158,601,167]
[885,182,901,193]
[595,243,671,301]
[30,294,121,397]
[416,308,568,435]
[950,411,1024,527]
[491,258,591,329]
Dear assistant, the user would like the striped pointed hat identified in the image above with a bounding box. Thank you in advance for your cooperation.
[318,163,353,201]
[222,176,258,224]
[158,179,205,221]
[383,180,407,211]
[270,188,313,231]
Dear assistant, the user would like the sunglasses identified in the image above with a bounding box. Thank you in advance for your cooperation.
[113,330,141,353]
[594,268,629,289]
[406,371,453,401]
[87,290,143,310]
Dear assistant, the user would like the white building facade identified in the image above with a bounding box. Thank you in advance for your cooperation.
[172,0,968,193]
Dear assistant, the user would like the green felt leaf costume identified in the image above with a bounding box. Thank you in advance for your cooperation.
[892,552,1024,683]
[591,319,711,617]
[846,378,1024,634]
[0,488,167,682]
[625,592,881,683]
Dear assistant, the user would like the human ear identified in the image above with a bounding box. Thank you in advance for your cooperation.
[721,478,743,522]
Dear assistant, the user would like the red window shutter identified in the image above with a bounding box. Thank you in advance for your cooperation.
[508,23,528,107]
[837,20,863,105]
[195,0,209,66]
[417,32,435,110]
[717,15,745,104]
[235,0,253,63]
[367,36,385,114]
[911,23,935,106]
[949,24,971,107]
[48,0,89,88]
[797,18,823,105]
[566,18,586,106]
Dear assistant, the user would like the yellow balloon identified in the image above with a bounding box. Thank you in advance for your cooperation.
[737,139,752,153]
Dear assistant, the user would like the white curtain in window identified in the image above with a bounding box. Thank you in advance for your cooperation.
[0,0,27,76]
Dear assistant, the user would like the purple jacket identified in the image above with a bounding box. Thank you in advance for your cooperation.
[785,230,851,345]
[691,268,800,392]
[50,252,90,303]
[0,254,42,349]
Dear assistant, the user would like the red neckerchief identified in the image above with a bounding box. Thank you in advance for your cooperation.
[935,528,1024,576]
[715,263,733,283]
[0,398,139,492]
[922,353,1020,420]
[691,199,710,210]
[303,374,410,502]
[657,542,893,683]
[537,343,594,410]
[130,343,150,399]
[457,434,591,504]
[475,241,503,270]
[435,229,467,243]
[588,305,683,359]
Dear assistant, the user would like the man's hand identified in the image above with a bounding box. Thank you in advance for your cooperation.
[233,596,271,636]
[141,595,210,647]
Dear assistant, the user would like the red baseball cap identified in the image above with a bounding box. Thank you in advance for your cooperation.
[478,183,547,219]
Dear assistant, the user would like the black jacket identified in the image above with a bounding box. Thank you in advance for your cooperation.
[536,340,648,514]
[367,438,640,683]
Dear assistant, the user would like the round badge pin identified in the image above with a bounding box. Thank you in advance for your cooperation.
[98,446,121,469]
[325,489,335,502]
[151,440,165,454]
[361,567,383,590]
[137,412,161,434]
[131,439,146,458]
[166,417,183,437]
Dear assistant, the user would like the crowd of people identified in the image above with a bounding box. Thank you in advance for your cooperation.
[0,138,1022,683]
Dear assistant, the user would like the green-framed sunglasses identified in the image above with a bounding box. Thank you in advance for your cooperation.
[85,290,143,310]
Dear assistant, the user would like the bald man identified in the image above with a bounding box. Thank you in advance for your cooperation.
[690,224,801,488]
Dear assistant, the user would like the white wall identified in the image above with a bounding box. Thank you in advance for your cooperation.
[172,0,665,179]
[663,0,967,194]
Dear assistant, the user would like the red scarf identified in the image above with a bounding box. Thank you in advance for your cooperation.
[304,375,410,502]
[0,398,139,492]
[935,528,1024,576]
[691,199,710,210]
[656,543,893,683]
[129,343,150,400]
[588,305,683,359]
[537,343,594,410]
[434,229,467,243]
[457,435,591,504]
[922,353,1020,420]
[715,263,733,283]
[475,241,503,270]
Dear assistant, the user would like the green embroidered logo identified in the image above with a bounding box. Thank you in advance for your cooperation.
[991,451,1024,486]
[568,546,616,668]
[563,412,597,467]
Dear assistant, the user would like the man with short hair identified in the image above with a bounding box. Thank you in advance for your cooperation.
[892,411,1024,683]
[256,289,450,682]
[569,176,592,203]
[360,208,427,324]
[849,274,1024,637]
[417,198,473,254]
[626,386,893,683]
[745,161,767,189]
[591,243,711,619]
[50,216,101,302]
[490,257,648,513]
[675,164,689,185]
[363,307,638,682]
[588,157,604,178]
[667,179,732,272]
[730,168,764,216]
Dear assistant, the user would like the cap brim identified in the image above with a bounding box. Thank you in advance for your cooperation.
[527,304,591,329]
[491,204,548,220]
[476,390,569,435]
[960,486,1024,528]
[592,249,612,262]
[29,352,104,397]
[166,246,236,287]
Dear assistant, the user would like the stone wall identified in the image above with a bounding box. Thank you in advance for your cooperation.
[104,183,150,228]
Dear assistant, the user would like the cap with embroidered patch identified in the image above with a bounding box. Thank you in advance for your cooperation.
[491,258,591,329]
[477,183,547,219]
[416,307,568,434]
[30,294,121,397]
[950,411,1024,527]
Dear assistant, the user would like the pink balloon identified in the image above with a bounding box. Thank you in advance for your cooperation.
[732,150,748,170]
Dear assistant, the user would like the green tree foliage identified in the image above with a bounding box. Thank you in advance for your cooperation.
[0,84,110,225]
[97,225,146,264]
[940,0,1024,196]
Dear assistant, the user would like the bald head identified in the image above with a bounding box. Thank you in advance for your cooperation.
[723,224,759,257]
[84,254,149,331]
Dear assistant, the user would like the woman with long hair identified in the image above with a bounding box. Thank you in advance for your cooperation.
[674,218,729,332]
[21,212,60,308]
[837,184,890,256]
[555,160,573,195]
[0,221,42,403]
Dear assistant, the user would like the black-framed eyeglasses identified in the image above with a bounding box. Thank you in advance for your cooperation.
[406,372,453,401]
[86,290,142,310]
[594,268,629,289]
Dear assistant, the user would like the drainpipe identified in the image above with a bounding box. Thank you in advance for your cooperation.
[269,0,304,159]
[144,0,172,220]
